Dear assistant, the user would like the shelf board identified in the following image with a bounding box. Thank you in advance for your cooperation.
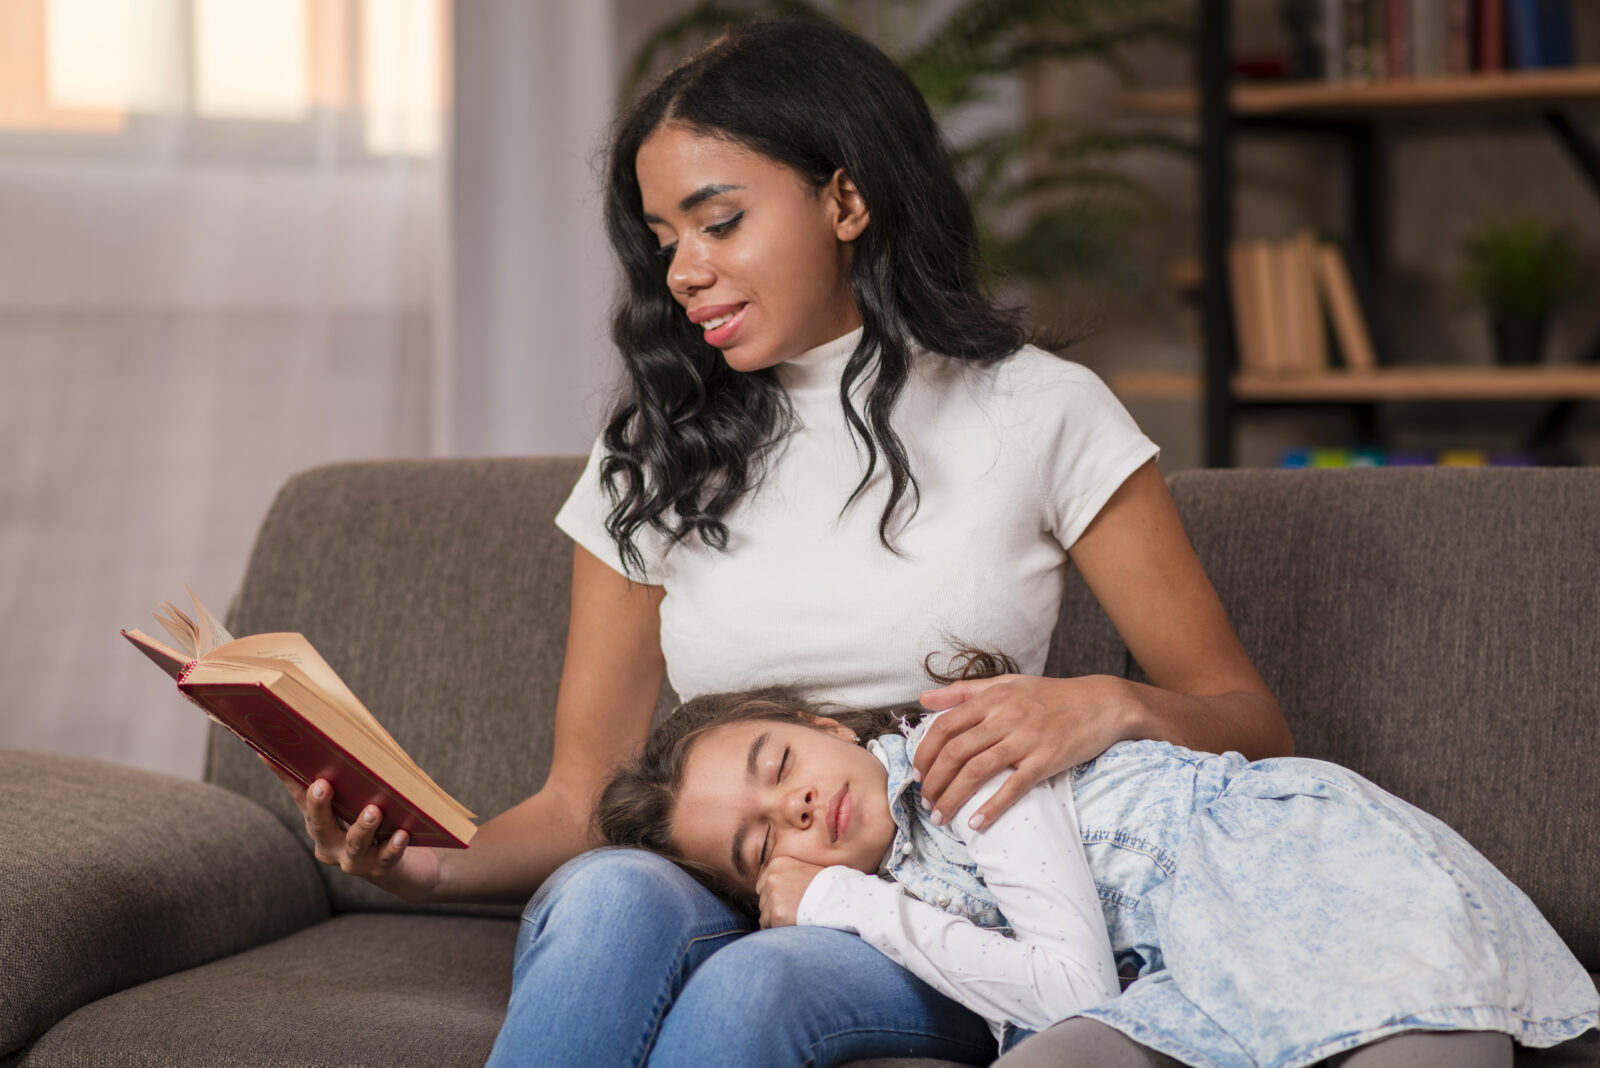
[1120,67,1600,119]
[1236,366,1600,401]
[1113,366,1600,402]
[1112,370,1203,399]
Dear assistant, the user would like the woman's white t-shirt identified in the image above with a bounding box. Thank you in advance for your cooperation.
[554,327,1158,707]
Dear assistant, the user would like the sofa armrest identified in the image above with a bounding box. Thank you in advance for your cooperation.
[0,749,331,1055]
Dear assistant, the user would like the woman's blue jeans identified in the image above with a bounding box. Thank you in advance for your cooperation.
[485,848,996,1067]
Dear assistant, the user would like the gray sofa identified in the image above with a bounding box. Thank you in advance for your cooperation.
[3,458,1597,1067]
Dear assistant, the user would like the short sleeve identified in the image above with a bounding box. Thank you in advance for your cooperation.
[553,435,670,584]
[1024,356,1160,550]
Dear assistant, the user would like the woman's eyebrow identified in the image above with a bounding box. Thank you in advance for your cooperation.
[730,731,770,878]
[642,183,746,224]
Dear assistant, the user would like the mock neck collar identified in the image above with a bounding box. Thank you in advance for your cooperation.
[774,326,864,393]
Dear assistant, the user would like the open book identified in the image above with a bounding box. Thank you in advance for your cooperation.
[122,589,476,849]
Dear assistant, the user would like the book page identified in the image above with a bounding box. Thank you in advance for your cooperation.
[186,585,236,657]
[152,603,199,660]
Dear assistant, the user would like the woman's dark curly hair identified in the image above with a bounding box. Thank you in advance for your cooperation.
[593,649,1019,912]
[600,17,1029,576]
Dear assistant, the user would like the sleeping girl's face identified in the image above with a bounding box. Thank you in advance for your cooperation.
[670,718,898,896]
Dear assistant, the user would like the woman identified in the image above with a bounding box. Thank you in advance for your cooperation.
[275,18,1293,1066]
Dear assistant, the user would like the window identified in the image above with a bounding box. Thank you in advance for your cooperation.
[0,0,447,161]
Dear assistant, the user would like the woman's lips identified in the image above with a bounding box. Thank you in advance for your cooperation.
[827,784,851,843]
[699,303,748,348]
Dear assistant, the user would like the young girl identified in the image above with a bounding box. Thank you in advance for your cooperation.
[597,653,1599,1068]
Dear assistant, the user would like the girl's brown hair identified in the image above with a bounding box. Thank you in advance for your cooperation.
[592,649,1018,911]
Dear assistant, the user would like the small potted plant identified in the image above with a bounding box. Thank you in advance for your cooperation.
[1458,215,1578,365]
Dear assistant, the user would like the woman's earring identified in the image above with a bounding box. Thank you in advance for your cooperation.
[848,730,860,742]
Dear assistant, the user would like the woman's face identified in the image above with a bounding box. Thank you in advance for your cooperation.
[634,124,868,373]
[670,718,898,896]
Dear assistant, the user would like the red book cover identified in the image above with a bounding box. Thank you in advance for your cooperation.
[1479,0,1504,70]
[182,676,473,849]
[1389,0,1412,77]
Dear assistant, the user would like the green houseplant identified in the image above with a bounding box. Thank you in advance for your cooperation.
[1458,215,1578,365]
[623,0,1192,297]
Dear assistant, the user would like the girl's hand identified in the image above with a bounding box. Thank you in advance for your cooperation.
[914,673,1133,831]
[756,856,826,928]
[264,758,443,905]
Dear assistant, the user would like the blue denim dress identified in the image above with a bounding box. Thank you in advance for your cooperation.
[875,728,1599,1068]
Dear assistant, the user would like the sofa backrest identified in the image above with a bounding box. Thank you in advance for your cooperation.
[1049,467,1600,970]
[218,459,1599,963]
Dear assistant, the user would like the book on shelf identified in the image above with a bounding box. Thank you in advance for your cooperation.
[1388,0,1413,80]
[122,588,476,849]
[1508,0,1575,68]
[1315,0,1577,82]
[1314,242,1379,371]
[1227,232,1378,376]
[1335,238,1394,367]
[1479,0,1505,70]
[1229,239,1284,376]
[1287,230,1330,374]
[1449,0,1474,74]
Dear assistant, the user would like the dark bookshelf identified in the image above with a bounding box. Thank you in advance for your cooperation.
[1151,1,1600,466]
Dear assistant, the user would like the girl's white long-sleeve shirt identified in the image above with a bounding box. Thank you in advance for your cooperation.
[796,762,1120,1043]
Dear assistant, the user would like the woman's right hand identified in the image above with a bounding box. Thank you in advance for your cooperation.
[266,760,443,905]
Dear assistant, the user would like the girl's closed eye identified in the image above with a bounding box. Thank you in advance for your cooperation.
[756,745,791,868]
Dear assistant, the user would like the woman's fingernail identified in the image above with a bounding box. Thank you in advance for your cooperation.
[391,830,408,849]
[910,768,922,782]
[362,807,379,825]
[920,794,931,810]
[311,782,327,800]
[968,813,986,830]
[930,810,945,826]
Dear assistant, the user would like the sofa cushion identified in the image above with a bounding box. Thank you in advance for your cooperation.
[0,750,329,1058]
[15,913,516,1068]
[1134,468,1600,970]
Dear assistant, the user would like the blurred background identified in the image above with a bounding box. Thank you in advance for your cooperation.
[3,0,1596,779]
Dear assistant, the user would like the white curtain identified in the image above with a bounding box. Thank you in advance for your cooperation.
[0,0,448,778]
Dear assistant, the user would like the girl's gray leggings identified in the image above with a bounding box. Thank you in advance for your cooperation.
[991,1019,1512,1068]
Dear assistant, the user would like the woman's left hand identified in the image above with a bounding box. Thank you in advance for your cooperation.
[913,672,1134,831]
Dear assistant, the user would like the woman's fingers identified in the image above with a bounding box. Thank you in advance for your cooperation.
[343,804,382,869]
[926,731,1034,826]
[256,755,413,884]
[918,712,1005,807]
[909,702,984,783]
[918,674,1004,713]
[374,828,410,870]
[966,755,1046,831]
